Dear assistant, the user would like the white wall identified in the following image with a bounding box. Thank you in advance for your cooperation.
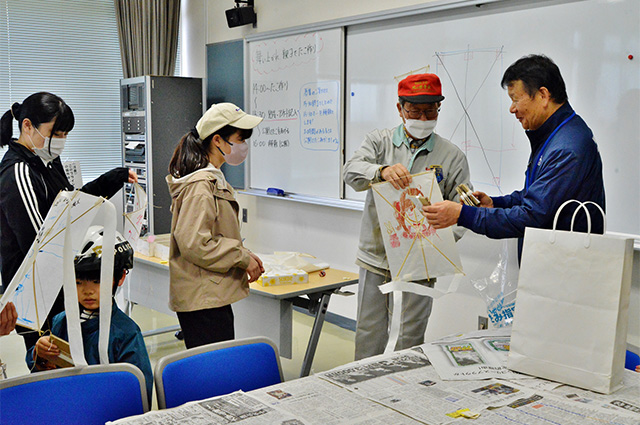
[205,0,436,44]
[180,0,207,78]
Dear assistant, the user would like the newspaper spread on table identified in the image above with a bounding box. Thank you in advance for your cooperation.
[317,340,640,424]
[546,371,640,418]
[106,378,421,425]
[106,391,302,425]
[249,375,421,424]
[107,329,640,425]
[422,327,525,381]
[319,348,537,424]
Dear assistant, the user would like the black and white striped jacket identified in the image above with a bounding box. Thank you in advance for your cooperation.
[0,141,128,292]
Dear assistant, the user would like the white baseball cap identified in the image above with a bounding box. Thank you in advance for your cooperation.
[195,103,263,140]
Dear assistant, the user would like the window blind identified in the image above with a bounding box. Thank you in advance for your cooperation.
[175,20,182,76]
[0,0,124,182]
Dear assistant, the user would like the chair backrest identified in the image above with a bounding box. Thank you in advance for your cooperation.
[155,336,283,409]
[625,350,640,371]
[0,363,149,425]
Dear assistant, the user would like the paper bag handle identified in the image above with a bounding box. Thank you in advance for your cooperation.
[550,199,606,248]
[570,201,606,233]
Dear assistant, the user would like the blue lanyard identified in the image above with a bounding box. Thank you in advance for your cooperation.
[525,112,576,192]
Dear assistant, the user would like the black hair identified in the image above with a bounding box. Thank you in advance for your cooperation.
[168,125,253,178]
[0,92,75,147]
[501,54,568,104]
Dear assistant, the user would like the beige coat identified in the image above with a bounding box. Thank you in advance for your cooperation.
[166,165,251,312]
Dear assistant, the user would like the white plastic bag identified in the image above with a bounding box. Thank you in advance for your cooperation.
[470,240,518,328]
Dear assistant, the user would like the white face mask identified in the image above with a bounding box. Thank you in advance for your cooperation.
[220,138,249,166]
[28,127,66,164]
[403,118,437,140]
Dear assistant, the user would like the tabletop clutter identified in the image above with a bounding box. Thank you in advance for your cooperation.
[134,238,329,288]
[136,234,170,261]
[254,252,330,287]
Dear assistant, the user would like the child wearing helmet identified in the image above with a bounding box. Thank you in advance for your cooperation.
[26,226,153,402]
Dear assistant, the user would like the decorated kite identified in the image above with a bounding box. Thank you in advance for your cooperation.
[0,186,146,366]
[123,182,147,247]
[371,170,463,281]
[372,170,464,355]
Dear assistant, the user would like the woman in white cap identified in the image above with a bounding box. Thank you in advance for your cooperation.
[166,103,264,348]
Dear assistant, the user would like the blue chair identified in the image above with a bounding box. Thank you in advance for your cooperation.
[626,350,640,371]
[155,336,283,409]
[0,363,149,425]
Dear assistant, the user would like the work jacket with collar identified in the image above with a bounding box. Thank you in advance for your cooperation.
[344,126,471,272]
[166,165,251,312]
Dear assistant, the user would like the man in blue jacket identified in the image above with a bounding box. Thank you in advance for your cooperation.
[425,54,605,258]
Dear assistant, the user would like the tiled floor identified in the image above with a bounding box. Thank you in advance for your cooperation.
[0,304,355,410]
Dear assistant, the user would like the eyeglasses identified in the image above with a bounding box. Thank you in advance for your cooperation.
[402,106,440,120]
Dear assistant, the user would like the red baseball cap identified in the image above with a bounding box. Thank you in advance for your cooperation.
[398,73,445,103]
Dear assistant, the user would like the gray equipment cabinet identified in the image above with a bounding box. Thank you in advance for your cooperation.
[120,76,203,235]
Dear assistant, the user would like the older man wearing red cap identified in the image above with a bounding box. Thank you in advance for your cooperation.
[344,73,472,360]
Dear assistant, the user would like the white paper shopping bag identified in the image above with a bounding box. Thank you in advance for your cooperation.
[508,200,633,394]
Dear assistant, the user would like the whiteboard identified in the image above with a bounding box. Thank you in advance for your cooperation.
[248,28,343,199]
[345,0,640,235]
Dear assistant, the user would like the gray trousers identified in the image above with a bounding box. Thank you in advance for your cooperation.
[354,268,434,361]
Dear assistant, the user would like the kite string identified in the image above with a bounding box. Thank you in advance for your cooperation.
[29,329,54,373]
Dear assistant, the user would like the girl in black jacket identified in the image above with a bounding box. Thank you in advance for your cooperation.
[0,92,136,351]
